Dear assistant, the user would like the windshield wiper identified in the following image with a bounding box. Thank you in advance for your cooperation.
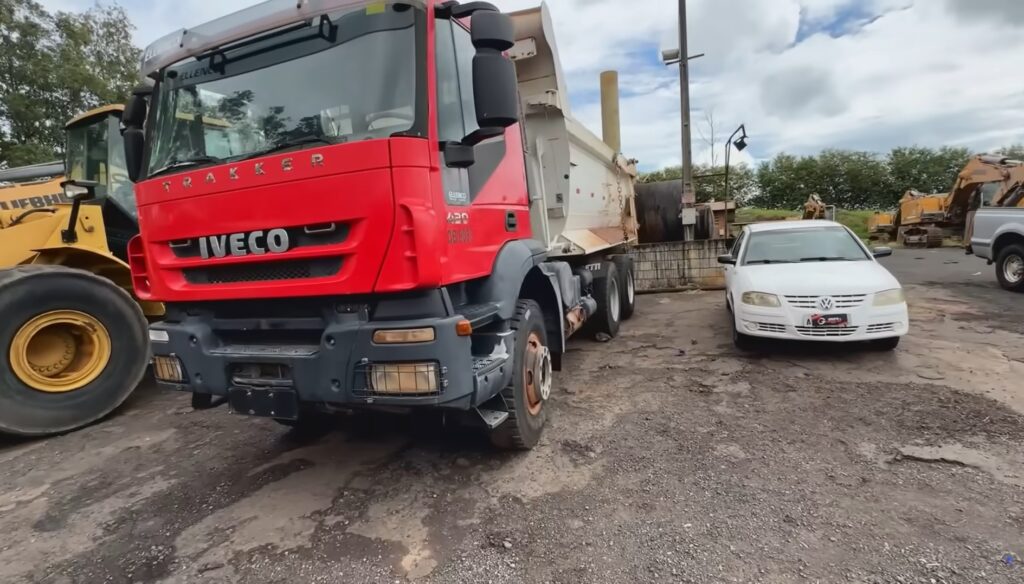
[242,134,336,161]
[745,259,795,265]
[799,256,855,262]
[148,156,224,179]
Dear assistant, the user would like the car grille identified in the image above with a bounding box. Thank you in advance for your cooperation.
[795,326,858,337]
[183,258,342,285]
[755,323,787,333]
[866,323,898,334]
[785,294,867,309]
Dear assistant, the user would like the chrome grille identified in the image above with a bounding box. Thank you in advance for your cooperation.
[785,294,867,309]
[795,326,858,338]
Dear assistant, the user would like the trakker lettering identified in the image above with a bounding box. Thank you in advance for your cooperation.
[158,154,325,194]
[198,228,290,259]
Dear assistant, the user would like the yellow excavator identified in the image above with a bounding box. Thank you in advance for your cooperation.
[885,155,1024,247]
[0,105,158,437]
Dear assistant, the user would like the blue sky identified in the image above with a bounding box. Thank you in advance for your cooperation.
[39,0,1024,171]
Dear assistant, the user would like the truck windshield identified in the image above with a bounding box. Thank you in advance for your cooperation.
[146,3,424,177]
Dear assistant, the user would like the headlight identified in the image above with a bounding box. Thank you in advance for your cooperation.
[873,288,906,306]
[741,291,781,307]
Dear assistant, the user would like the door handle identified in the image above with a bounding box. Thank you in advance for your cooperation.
[505,211,518,232]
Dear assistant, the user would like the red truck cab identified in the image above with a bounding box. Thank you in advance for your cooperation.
[123,0,632,449]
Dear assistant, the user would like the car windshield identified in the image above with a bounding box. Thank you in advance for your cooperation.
[743,226,869,265]
[146,3,423,177]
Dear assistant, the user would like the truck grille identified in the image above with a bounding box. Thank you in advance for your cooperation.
[785,295,867,309]
[169,223,349,258]
[183,258,342,285]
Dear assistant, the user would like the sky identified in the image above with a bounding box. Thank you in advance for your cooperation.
[38,0,1024,171]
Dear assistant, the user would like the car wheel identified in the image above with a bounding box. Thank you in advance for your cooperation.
[871,337,900,351]
[995,244,1024,292]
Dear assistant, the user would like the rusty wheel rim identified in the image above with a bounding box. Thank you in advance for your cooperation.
[523,331,545,416]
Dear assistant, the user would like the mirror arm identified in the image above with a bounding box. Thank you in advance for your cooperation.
[61,197,84,244]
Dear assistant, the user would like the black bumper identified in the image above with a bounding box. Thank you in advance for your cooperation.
[148,295,508,414]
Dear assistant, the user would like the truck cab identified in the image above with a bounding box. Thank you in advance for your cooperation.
[125,0,637,449]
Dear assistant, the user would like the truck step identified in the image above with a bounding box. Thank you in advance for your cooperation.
[459,303,500,328]
[475,407,509,429]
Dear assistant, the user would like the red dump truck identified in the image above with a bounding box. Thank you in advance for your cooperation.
[122,0,638,449]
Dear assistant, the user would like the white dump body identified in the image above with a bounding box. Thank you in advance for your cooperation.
[509,4,639,258]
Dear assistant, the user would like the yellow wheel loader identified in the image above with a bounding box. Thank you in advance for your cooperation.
[0,106,160,437]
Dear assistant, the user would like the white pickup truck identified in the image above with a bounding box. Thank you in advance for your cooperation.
[970,207,1024,291]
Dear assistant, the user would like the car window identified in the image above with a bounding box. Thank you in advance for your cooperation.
[730,231,746,258]
[743,226,869,265]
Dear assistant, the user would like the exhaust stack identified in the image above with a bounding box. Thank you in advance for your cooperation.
[600,70,621,153]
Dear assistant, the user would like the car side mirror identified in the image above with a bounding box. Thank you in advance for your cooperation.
[718,254,736,265]
[872,247,893,258]
[442,141,476,168]
[470,12,519,130]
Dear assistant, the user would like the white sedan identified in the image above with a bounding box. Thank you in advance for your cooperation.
[720,220,909,351]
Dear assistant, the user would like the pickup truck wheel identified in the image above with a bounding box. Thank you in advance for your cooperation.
[612,256,636,320]
[490,300,550,450]
[995,244,1024,292]
[590,262,622,338]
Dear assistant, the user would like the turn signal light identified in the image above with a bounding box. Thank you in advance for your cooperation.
[372,328,435,344]
[152,355,186,383]
[455,319,473,337]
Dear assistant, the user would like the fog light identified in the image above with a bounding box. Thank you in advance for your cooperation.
[744,321,759,332]
[368,363,439,394]
[152,355,186,383]
[149,329,170,343]
[372,328,435,344]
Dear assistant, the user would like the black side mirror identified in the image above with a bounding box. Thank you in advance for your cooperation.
[122,90,149,182]
[872,247,893,258]
[442,141,476,168]
[123,90,149,127]
[471,12,519,130]
[59,179,99,244]
[718,254,736,265]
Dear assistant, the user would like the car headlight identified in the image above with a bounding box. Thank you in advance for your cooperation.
[741,291,781,307]
[873,288,906,306]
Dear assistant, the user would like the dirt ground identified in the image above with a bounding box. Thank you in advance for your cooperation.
[1,248,1022,584]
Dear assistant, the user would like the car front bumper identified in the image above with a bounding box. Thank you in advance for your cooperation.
[734,301,909,342]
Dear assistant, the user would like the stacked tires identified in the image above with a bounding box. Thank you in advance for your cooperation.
[0,266,149,436]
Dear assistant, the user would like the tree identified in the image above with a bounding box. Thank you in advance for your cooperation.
[0,0,140,168]
[997,144,1024,161]
[887,146,970,198]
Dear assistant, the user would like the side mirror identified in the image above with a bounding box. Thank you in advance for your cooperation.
[471,12,519,130]
[872,247,894,259]
[61,179,98,201]
[718,254,736,265]
[123,91,148,127]
[442,141,476,168]
[124,128,146,182]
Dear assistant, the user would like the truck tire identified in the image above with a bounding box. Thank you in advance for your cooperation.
[590,261,622,338]
[995,244,1024,292]
[613,256,636,320]
[490,300,551,450]
[0,265,149,436]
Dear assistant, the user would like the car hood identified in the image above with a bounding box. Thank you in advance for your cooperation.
[739,260,901,296]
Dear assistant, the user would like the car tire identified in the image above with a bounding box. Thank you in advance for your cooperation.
[995,243,1024,292]
[731,315,757,352]
[871,337,901,351]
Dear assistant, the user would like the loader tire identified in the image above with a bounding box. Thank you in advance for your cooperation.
[612,256,637,320]
[0,265,149,437]
[490,300,551,450]
[995,243,1024,292]
[590,261,622,338]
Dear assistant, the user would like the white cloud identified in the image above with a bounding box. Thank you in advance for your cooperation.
[38,0,1024,171]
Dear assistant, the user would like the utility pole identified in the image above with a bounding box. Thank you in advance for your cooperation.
[677,0,696,241]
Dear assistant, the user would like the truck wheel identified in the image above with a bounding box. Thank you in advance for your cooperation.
[613,256,636,320]
[0,266,149,437]
[490,299,551,450]
[590,261,622,338]
[995,244,1024,292]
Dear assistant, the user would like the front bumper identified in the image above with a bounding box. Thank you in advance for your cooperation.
[734,301,909,342]
[148,297,512,415]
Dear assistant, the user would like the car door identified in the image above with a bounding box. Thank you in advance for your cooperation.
[724,229,747,293]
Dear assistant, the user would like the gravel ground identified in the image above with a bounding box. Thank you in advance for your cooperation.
[1,248,1022,583]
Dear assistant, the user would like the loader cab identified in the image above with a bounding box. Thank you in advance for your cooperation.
[64,105,139,261]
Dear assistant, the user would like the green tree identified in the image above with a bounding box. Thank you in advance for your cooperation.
[997,144,1024,160]
[0,0,140,168]
[887,146,970,199]
[638,163,757,204]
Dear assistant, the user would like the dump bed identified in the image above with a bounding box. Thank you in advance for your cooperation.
[509,4,638,257]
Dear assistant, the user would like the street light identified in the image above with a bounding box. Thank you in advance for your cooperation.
[724,124,748,238]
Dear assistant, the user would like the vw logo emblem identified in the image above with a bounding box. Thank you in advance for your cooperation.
[818,296,835,311]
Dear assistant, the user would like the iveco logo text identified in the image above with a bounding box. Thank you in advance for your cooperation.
[199,229,290,259]
[162,153,325,193]
[818,296,835,311]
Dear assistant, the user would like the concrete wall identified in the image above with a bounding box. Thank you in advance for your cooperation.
[629,239,732,291]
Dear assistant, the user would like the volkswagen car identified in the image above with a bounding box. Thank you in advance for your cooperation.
[719,220,909,351]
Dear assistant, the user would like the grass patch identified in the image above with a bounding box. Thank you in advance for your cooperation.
[735,208,875,241]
